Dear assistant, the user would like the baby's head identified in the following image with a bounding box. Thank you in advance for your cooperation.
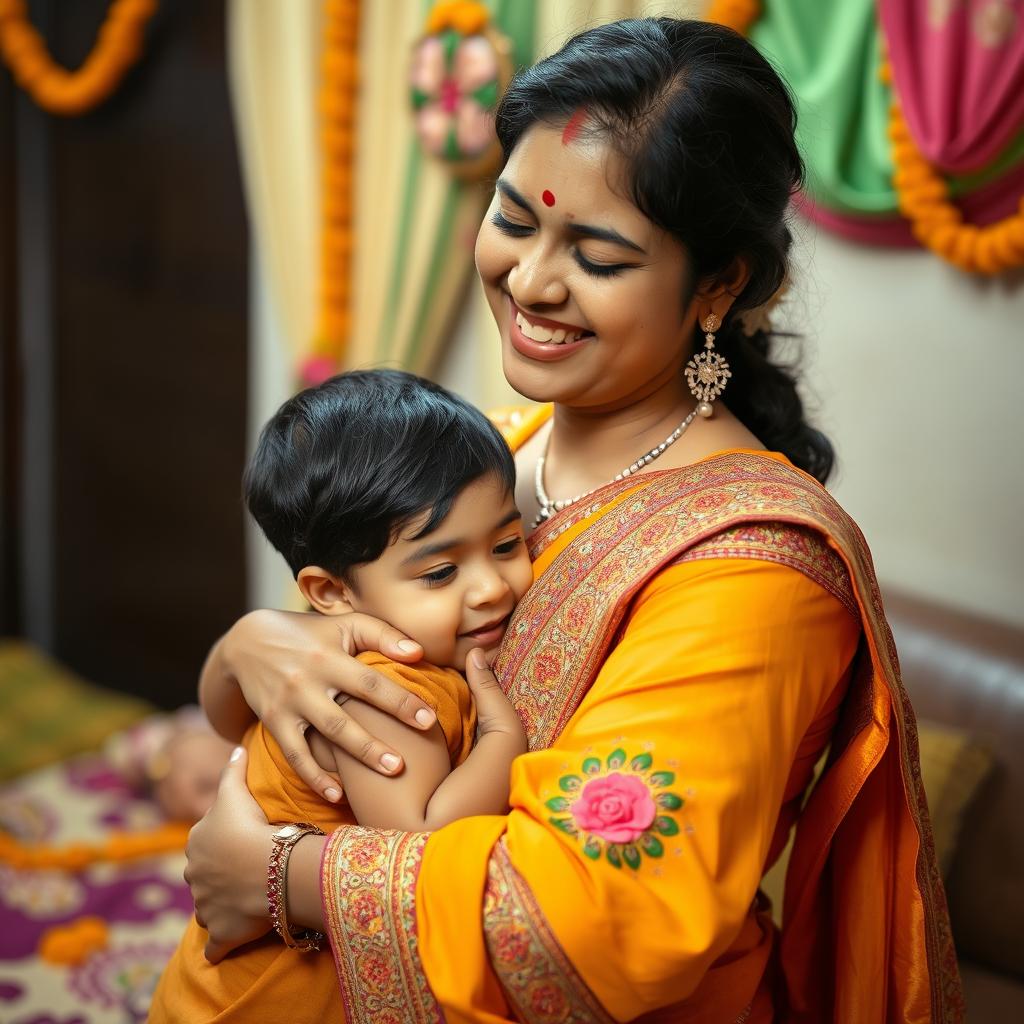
[244,370,533,669]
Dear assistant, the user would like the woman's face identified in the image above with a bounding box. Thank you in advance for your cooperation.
[475,124,697,411]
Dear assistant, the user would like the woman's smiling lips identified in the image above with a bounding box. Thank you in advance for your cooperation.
[507,295,593,363]
[461,613,512,646]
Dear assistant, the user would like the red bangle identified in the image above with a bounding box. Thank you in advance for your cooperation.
[268,822,326,952]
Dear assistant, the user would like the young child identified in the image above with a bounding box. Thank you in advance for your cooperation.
[150,369,533,1022]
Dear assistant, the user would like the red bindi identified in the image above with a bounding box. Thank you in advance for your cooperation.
[542,189,556,207]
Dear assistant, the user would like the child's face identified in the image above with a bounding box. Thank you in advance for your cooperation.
[347,474,533,670]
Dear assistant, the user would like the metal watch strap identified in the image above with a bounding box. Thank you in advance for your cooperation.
[268,822,326,952]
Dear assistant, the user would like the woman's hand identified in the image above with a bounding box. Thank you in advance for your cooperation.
[205,609,437,801]
[184,747,275,963]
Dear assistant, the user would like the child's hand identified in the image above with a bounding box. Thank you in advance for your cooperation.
[466,649,528,753]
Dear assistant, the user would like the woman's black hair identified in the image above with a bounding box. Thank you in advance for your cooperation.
[244,369,516,579]
[494,17,834,482]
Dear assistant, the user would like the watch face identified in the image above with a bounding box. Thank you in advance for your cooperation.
[276,825,299,839]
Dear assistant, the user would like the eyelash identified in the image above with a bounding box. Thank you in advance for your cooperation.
[490,212,626,279]
[417,537,523,587]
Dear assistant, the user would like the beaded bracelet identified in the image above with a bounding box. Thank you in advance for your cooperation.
[268,822,326,952]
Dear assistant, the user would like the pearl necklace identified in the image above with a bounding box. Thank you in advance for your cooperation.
[533,408,698,529]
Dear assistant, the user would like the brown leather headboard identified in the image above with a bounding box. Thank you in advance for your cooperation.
[884,590,1024,979]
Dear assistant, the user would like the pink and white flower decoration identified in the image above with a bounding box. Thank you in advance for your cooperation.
[409,26,507,175]
[546,748,684,870]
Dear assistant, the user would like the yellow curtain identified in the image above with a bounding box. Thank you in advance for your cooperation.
[227,0,320,367]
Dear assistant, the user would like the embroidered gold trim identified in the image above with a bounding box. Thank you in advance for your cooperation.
[322,827,441,1023]
[484,839,615,1024]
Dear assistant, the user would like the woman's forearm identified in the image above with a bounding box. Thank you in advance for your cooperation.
[423,732,523,829]
[286,833,329,932]
[198,634,256,742]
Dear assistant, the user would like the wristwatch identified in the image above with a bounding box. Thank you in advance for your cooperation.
[267,822,326,952]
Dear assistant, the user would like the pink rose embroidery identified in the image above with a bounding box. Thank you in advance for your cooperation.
[570,772,656,844]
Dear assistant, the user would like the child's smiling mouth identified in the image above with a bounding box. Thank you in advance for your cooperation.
[460,613,512,646]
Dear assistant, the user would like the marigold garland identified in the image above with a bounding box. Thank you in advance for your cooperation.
[705,0,1024,274]
[39,916,110,966]
[0,0,157,116]
[0,821,189,872]
[426,0,489,36]
[303,0,361,386]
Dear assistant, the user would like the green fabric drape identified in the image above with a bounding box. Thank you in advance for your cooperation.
[749,0,1024,216]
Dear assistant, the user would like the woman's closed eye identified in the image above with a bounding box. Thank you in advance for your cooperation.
[491,211,532,237]
[492,211,628,279]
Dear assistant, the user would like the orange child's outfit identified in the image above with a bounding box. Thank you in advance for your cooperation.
[148,652,475,1024]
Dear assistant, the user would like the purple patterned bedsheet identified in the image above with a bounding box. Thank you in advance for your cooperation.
[0,750,193,1023]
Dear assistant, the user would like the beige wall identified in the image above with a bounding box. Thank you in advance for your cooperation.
[440,218,1024,628]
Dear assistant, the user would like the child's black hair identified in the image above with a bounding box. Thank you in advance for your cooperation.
[244,369,517,579]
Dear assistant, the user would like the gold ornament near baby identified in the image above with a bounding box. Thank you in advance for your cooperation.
[686,313,731,418]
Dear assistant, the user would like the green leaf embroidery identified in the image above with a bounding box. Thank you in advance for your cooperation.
[606,845,622,869]
[410,87,430,110]
[545,796,569,813]
[582,757,602,776]
[558,774,582,793]
[607,748,627,770]
[649,771,676,788]
[654,816,680,836]
[630,752,653,772]
[622,844,642,870]
[640,834,664,857]
[549,816,577,836]
[656,792,683,810]
[582,836,601,860]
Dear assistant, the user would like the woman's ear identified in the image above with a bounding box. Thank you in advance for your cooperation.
[296,566,356,615]
[696,257,751,322]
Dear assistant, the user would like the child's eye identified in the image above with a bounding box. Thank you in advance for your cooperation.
[420,565,456,586]
[493,537,523,556]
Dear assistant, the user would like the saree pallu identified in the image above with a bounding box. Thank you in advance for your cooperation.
[322,450,963,1023]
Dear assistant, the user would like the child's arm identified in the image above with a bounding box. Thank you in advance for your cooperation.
[323,654,528,831]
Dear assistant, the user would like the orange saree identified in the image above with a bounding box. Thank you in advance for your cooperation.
[321,443,963,1022]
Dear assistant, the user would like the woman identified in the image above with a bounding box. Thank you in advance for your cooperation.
[185,19,962,1023]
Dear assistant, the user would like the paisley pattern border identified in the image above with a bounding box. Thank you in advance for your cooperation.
[484,838,616,1024]
[322,827,441,1024]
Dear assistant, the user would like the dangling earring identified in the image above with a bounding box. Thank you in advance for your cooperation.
[685,312,731,418]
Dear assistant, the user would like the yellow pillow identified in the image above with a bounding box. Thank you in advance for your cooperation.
[0,641,153,781]
[761,720,992,924]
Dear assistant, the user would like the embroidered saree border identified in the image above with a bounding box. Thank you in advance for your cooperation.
[484,838,616,1024]
[322,826,442,1024]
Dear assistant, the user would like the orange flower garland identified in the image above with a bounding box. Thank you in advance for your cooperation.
[0,821,189,871]
[39,916,110,966]
[0,0,157,116]
[304,0,361,386]
[706,0,1024,274]
[426,0,489,36]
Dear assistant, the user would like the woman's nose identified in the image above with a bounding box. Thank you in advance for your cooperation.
[507,247,568,309]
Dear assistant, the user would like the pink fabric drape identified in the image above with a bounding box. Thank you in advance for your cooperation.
[878,0,1024,173]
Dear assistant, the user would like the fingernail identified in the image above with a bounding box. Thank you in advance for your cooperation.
[380,753,401,771]
[470,649,487,670]
[415,708,435,727]
[325,786,341,802]
[397,639,419,653]
[230,746,243,762]
[326,687,339,701]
